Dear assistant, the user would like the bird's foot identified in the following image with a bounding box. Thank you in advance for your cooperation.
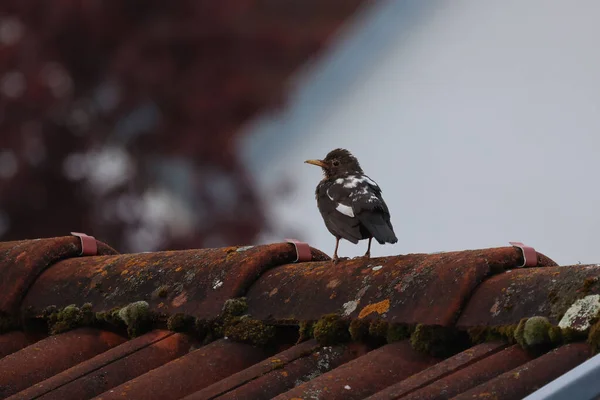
[363,251,371,258]
[332,256,349,264]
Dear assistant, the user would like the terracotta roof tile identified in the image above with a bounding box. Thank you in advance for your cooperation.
[185,340,369,400]
[0,236,598,399]
[0,236,117,321]
[0,331,32,359]
[390,344,535,400]
[272,341,439,399]
[95,339,270,400]
[364,342,508,399]
[246,247,557,324]
[10,330,197,400]
[457,265,600,327]
[20,243,328,319]
[0,328,125,398]
[453,343,592,400]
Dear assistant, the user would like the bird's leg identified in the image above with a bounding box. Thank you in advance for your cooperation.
[332,237,341,263]
[363,237,372,258]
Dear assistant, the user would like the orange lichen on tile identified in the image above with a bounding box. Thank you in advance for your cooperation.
[358,299,390,319]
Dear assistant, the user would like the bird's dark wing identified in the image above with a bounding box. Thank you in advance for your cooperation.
[347,176,398,245]
[316,180,363,243]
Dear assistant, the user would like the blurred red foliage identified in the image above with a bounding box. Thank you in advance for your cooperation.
[0,0,364,251]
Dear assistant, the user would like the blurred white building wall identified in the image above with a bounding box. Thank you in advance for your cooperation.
[239,0,600,265]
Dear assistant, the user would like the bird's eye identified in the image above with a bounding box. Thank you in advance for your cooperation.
[332,160,340,167]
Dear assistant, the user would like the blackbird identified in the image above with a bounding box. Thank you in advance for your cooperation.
[305,148,397,261]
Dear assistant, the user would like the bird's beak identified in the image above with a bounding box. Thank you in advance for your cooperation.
[304,159,327,168]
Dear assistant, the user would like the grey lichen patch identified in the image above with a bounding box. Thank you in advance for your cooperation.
[295,346,342,387]
[342,300,359,317]
[558,294,600,331]
[313,314,350,346]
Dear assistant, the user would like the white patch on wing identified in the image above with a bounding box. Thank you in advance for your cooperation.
[363,175,379,187]
[343,175,359,188]
[336,203,355,217]
[343,175,379,189]
[326,187,334,201]
[335,178,344,184]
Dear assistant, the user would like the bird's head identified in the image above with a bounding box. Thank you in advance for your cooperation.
[305,148,363,178]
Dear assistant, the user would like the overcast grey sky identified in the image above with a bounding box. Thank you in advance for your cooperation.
[241,0,600,266]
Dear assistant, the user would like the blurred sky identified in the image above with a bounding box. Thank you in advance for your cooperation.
[240,0,600,266]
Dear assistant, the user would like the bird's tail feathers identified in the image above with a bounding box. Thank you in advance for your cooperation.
[359,213,398,244]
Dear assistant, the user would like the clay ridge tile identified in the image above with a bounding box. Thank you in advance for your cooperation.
[20,242,328,320]
[246,246,557,326]
[457,264,600,328]
[0,236,118,320]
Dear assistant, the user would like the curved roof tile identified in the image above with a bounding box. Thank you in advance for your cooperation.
[0,235,598,400]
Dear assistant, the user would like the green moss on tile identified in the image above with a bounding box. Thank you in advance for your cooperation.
[298,321,314,343]
[497,325,517,343]
[167,313,195,332]
[194,318,211,341]
[45,304,95,334]
[467,326,488,344]
[523,316,551,347]
[222,298,248,318]
[467,324,519,345]
[313,314,350,346]
[561,327,586,343]
[368,319,389,339]
[96,307,125,328]
[349,319,369,342]
[548,326,563,344]
[514,318,528,347]
[224,318,276,346]
[118,301,153,337]
[387,323,411,343]
[587,320,600,353]
[410,324,467,357]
